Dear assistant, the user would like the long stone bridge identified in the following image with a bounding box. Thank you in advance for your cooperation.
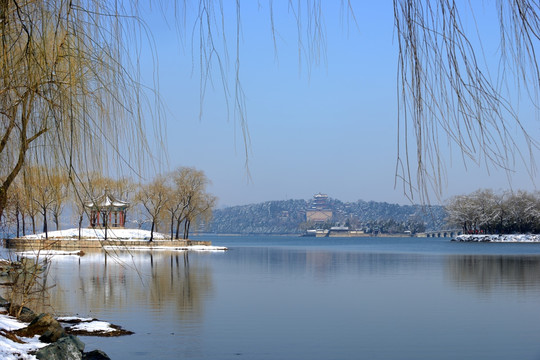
[417,229,462,238]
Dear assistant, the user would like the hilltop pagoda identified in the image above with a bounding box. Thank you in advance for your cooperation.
[85,190,129,228]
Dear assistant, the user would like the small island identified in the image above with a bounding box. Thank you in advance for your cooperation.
[4,188,223,251]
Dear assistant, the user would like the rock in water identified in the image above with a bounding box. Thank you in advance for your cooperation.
[36,335,85,360]
[18,306,38,323]
[83,349,112,360]
[15,313,65,342]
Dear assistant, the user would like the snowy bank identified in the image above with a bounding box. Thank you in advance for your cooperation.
[21,228,166,241]
[0,308,129,359]
[453,234,540,242]
[6,228,216,250]
[58,316,133,337]
[102,245,227,252]
[15,250,85,257]
[0,313,46,360]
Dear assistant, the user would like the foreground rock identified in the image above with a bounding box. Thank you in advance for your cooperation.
[83,349,111,360]
[0,305,114,359]
[15,313,65,342]
[36,334,84,360]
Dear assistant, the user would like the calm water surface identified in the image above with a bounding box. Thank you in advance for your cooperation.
[8,236,540,359]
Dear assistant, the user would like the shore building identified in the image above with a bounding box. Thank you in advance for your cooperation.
[85,190,129,228]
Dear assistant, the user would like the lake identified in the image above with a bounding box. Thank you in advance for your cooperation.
[7,235,540,359]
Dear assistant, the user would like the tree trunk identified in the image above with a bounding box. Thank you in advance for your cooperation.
[0,188,7,221]
[183,220,190,240]
[170,214,174,240]
[43,211,48,240]
[150,221,155,242]
[15,206,20,238]
[104,212,108,241]
[175,218,181,240]
[78,214,83,240]
[54,214,60,231]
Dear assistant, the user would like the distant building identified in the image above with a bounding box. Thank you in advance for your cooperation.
[312,193,329,210]
[306,193,333,224]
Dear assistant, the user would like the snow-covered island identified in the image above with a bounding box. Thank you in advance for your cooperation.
[453,234,540,242]
[21,228,168,241]
[5,228,227,251]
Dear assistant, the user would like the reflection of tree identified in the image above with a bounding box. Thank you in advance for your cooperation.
[446,255,540,293]
[27,251,213,323]
[229,247,429,279]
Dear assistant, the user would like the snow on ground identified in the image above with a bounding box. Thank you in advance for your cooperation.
[0,313,47,360]
[21,228,166,241]
[102,245,228,252]
[453,234,540,242]
[57,316,94,323]
[67,321,115,334]
[57,316,133,336]
[16,250,84,257]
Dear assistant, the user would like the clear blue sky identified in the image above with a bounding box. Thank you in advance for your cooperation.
[138,1,539,207]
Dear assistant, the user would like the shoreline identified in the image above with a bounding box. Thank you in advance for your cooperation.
[452,234,540,242]
[3,228,217,251]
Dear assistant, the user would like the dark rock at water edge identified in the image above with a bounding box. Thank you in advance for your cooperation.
[0,295,9,307]
[17,306,38,322]
[36,334,85,360]
[0,298,37,322]
[15,313,65,342]
[83,350,112,360]
[7,310,113,359]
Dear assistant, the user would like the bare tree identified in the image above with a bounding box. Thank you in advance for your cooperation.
[446,189,540,234]
[26,167,56,240]
[136,176,170,242]
[167,167,216,240]
[182,193,216,240]
[50,170,69,231]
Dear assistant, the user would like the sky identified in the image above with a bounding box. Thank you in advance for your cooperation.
[136,1,539,208]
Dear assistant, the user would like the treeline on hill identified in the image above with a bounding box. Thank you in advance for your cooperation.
[446,189,540,234]
[2,166,215,241]
[208,198,446,234]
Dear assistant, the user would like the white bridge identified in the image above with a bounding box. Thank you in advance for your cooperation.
[419,229,462,238]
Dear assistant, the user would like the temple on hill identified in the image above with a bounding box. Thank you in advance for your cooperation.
[84,190,129,228]
[306,193,333,224]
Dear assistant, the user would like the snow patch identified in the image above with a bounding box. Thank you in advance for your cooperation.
[16,250,84,257]
[21,228,166,241]
[453,234,540,242]
[0,313,47,360]
[68,321,115,333]
[56,316,94,323]
[102,245,227,252]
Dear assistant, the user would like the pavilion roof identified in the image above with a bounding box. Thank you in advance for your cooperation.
[84,191,129,209]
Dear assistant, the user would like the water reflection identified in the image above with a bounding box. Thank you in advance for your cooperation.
[446,255,540,293]
[226,247,540,294]
[225,247,438,278]
[36,251,213,323]
[6,242,540,360]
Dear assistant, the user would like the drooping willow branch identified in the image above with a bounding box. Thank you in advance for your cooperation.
[394,0,539,203]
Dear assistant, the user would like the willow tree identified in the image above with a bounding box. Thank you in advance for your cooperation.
[394,0,540,201]
[0,1,156,220]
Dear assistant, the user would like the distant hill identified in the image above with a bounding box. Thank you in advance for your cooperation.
[206,198,447,235]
